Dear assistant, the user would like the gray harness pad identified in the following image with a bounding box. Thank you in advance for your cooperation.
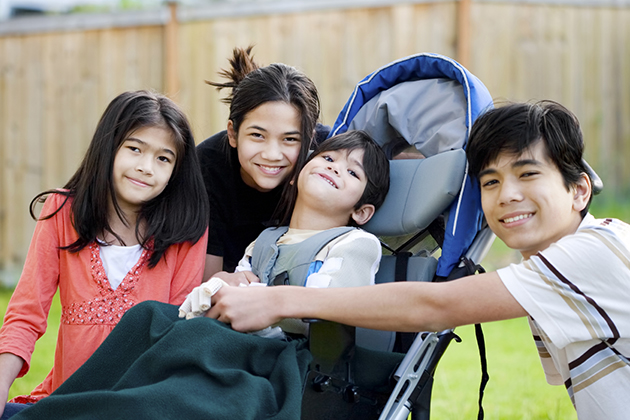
[251,226,356,287]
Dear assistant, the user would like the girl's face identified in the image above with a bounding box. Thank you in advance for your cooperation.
[228,101,302,192]
[112,125,177,214]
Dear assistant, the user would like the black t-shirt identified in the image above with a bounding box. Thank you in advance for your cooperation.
[197,131,282,272]
[197,125,330,273]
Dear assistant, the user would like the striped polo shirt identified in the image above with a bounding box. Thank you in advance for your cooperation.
[498,214,630,420]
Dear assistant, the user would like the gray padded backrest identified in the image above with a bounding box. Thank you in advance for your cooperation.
[375,255,438,286]
[347,78,469,353]
[362,149,467,237]
[356,150,466,352]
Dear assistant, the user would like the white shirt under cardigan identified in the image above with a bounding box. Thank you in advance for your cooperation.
[98,243,143,290]
[497,214,630,420]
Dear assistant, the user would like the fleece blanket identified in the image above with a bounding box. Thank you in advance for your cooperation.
[14,301,311,420]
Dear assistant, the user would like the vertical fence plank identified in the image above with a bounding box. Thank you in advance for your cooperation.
[457,0,471,69]
[165,1,180,100]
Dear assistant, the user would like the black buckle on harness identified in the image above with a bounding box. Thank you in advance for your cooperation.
[270,271,290,286]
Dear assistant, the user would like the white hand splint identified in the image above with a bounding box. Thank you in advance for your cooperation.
[178,277,283,339]
[178,277,228,319]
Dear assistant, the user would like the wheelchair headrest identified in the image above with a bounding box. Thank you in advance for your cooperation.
[362,149,467,237]
[582,159,604,195]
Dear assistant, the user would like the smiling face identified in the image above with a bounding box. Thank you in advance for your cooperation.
[228,101,302,192]
[112,125,177,215]
[295,148,373,226]
[479,140,590,259]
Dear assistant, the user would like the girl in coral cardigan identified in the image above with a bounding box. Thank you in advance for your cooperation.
[0,90,209,418]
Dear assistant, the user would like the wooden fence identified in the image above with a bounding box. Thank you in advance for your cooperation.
[1,0,629,283]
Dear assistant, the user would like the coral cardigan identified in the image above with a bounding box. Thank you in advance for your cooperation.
[0,193,207,401]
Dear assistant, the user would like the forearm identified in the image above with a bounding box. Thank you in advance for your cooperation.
[278,272,526,331]
[0,352,24,401]
[277,282,450,332]
[211,271,527,333]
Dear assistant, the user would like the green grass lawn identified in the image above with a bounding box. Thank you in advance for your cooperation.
[431,320,576,419]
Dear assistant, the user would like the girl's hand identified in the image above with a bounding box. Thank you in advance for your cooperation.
[206,286,283,332]
[213,270,261,287]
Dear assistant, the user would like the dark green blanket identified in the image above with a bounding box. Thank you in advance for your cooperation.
[15,301,311,420]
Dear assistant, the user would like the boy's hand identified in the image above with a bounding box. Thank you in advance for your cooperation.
[178,278,229,319]
[212,270,261,287]
[206,286,284,332]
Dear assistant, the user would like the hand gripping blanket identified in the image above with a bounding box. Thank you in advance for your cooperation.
[14,301,311,420]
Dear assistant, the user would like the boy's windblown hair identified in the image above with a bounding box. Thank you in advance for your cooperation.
[466,100,592,216]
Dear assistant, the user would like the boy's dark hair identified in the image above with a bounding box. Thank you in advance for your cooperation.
[206,46,321,196]
[31,90,209,268]
[466,100,592,217]
[276,130,390,225]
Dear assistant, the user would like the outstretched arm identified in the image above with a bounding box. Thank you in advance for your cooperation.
[207,271,528,332]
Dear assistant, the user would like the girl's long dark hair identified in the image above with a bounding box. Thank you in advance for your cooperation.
[31,90,209,268]
[206,45,321,211]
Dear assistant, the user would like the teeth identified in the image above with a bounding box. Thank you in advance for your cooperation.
[319,175,337,188]
[259,165,282,174]
[503,214,532,224]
